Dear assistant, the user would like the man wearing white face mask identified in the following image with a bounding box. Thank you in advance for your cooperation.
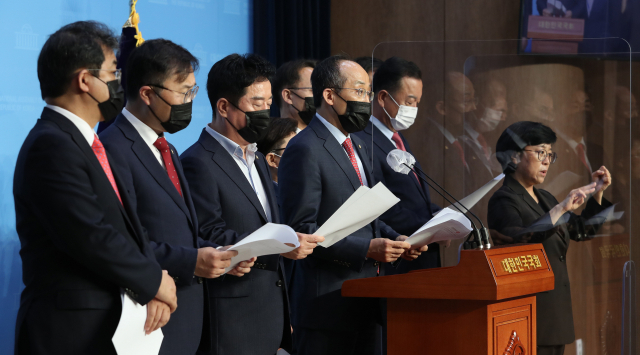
[354,57,443,274]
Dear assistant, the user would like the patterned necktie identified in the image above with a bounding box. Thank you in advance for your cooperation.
[342,138,363,186]
[576,143,590,171]
[391,132,421,186]
[153,137,183,197]
[476,133,491,160]
[92,135,122,204]
[452,140,468,169]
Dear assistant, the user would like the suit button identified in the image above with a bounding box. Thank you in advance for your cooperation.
[559,256,565,262]
[276,280,283,287]
[197,277,203,284]
[373,261,380,267]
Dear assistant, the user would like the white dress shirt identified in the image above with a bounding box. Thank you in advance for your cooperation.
[122,108,165,169]
[316,113,369,187]
[46,104,95,146]
[205,124,272,222]
[370,115,396,148]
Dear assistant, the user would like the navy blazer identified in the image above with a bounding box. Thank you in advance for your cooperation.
[13,108,161,355]
[181,129,292,355]
[278,116,400,331]
[354,122,442,272]
[100,114,218,355]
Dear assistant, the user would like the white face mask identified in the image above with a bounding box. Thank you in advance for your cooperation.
[476,107,502,133]
[383,93,418,131]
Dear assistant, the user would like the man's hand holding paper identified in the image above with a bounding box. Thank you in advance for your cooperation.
[281,233,325,260]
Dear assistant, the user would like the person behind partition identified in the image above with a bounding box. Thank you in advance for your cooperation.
[272,60,317,132]
[488,121,612,355]
[180,53,324,355]
[99,39,256,355]
[278,55,424,355]
[354,56,383,86]
[13,21,177,355]
[353,56,439,273]
[257,117,298,187]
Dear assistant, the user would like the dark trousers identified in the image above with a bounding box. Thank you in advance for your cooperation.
[537,345,565,355]
[294,325,377,355]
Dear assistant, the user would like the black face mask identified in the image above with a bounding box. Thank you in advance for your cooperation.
[148,89,192,134]
[331,91,371,133]
[87,79,124,122]
[291,91,316,125]
[227,102,271,143]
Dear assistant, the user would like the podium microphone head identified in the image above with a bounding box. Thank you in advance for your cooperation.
[386,149,416,175]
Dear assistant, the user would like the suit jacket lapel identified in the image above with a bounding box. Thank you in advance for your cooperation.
[256,154,279,223]
[351,133,373,186]
[310,119,361,191]
[504,174,546,217]
[199,130,268,222]
[116,117,193,226]
[42,109,140,244]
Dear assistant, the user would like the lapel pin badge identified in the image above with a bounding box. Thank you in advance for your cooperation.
[358,144,362,149]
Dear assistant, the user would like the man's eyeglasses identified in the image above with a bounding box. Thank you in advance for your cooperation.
[149,84,199,104]
[335,88,374,102]
[288,87,313,91]
[271,147,285,158]
[87,68,122,85]
[523,149,557,164]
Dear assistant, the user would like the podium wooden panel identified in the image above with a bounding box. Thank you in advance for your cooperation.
[342,244,554,355]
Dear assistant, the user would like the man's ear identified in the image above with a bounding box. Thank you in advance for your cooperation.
[217,98,229,119]
[76,69,92,94]
[377,90,388,108]
[139,86,154,106]
[282,89,293,105]
[323,88,335,106]
[265,152,278,168]
[436,101,446,116]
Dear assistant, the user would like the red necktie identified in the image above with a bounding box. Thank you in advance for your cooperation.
[92,135,122,204]
[476,133,491,160]
[153,137,183,197]
[342,138,363,186]
[391,132,421,186]
[452,140,468,169]
[576,143,590,171]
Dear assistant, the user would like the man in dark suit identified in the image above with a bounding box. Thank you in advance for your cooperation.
[278,55,425,355]
[354,57,443,272]
[100,39,254,355]
[272,60,317,132]
[13,21,177,355]
[181,53,323,355]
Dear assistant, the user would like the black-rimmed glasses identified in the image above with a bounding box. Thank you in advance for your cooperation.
[523,149,557,164]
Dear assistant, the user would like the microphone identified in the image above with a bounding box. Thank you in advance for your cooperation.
[387,149,491,250]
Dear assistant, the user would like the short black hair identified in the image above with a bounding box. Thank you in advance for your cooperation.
[495,121,557,172]
[257,117,298,156]
[372,57,422,97]
[207,53,275,111]
[272,59,317,108]
[311,55,350,108]
[125,39,199,101]
[354,56,383,74]
[37,21,118,99]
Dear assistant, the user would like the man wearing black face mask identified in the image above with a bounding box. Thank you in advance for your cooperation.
[181,53,324,355]
[99,40,255,355]
[14,21,177,355]
[272,59,317,132]
[278,55,416,355]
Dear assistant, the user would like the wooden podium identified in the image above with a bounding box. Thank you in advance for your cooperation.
[342,244,555,355]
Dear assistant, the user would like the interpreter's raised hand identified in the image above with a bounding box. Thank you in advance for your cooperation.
[195,247,238,279]
[559,182,596,213]
[281,233,325,260]
[155,270,177,313]
[145,298,171,335]
[489,229,513,245]
[367,238,411,263]
[227,257,257,277]
[592,166,612,193]
[396,235,428,261]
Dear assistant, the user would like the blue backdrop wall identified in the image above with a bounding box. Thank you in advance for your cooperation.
[0,0,252,352]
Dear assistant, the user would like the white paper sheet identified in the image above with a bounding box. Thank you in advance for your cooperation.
[112,292,164,355]
[225,223,300,273]
[316,183,400,248]
[407,174,505,248]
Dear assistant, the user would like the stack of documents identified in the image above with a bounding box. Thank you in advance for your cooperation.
[406,174,505,247]
[316,183,400,248]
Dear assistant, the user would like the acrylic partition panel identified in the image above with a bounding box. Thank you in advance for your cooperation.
[371,39,635,354]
